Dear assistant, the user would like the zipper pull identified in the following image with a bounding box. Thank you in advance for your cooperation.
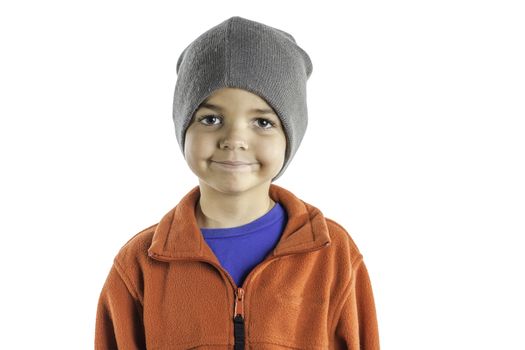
[234,287,245,318]
[233,287,245,349]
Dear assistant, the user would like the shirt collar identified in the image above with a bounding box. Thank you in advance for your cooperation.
[147,184,331,263]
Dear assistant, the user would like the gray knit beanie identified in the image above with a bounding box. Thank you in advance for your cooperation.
[172,16,313,182]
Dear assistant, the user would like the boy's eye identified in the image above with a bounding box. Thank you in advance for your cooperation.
[198,115,221,125]
[198,115,276,129]
[255,118,276,129]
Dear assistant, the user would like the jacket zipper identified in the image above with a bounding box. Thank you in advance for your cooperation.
[230,241,330,349]
[233,287,245,350]
[148,241,330,348]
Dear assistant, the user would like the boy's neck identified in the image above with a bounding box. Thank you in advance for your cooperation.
[195,183,275,229]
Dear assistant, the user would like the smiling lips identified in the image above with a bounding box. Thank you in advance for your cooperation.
[211,160,256,171]
[214,160,253,165]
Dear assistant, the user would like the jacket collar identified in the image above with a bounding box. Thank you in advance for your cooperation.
[148,184,331,264]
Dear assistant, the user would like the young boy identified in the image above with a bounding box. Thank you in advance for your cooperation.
[95,16,380,349]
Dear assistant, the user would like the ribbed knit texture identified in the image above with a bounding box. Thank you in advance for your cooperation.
[172,16,313,181]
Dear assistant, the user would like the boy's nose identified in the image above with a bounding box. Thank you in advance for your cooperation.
[218,120,250,150]
[220,138,248,150]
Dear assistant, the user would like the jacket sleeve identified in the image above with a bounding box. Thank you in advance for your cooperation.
[332,255,380,350]
[95,260,146,350]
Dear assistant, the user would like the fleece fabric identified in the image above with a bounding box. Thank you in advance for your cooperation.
[95,184,380,349]
[200,201,287,287]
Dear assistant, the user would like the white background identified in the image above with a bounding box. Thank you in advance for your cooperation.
[1,0,524,349]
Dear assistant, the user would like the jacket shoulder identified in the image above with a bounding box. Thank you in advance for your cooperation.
[325,217,364,263]
[322,217,367,306]
[109,223,159,302]
[114,223,157,265]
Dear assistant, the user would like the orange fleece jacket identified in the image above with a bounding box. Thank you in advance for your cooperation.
[95,184,380,349]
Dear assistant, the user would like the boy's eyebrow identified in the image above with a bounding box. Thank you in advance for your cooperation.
[199,102,276,115]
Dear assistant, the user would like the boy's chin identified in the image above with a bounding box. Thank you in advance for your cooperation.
[198,176,273,194]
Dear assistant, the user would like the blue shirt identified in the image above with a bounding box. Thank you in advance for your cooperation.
[200,202,287,287]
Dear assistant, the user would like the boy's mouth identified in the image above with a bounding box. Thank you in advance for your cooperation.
[213,160,253,165]
[211,161,256,171]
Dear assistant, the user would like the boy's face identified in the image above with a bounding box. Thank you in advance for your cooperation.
[184,87,286,195]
